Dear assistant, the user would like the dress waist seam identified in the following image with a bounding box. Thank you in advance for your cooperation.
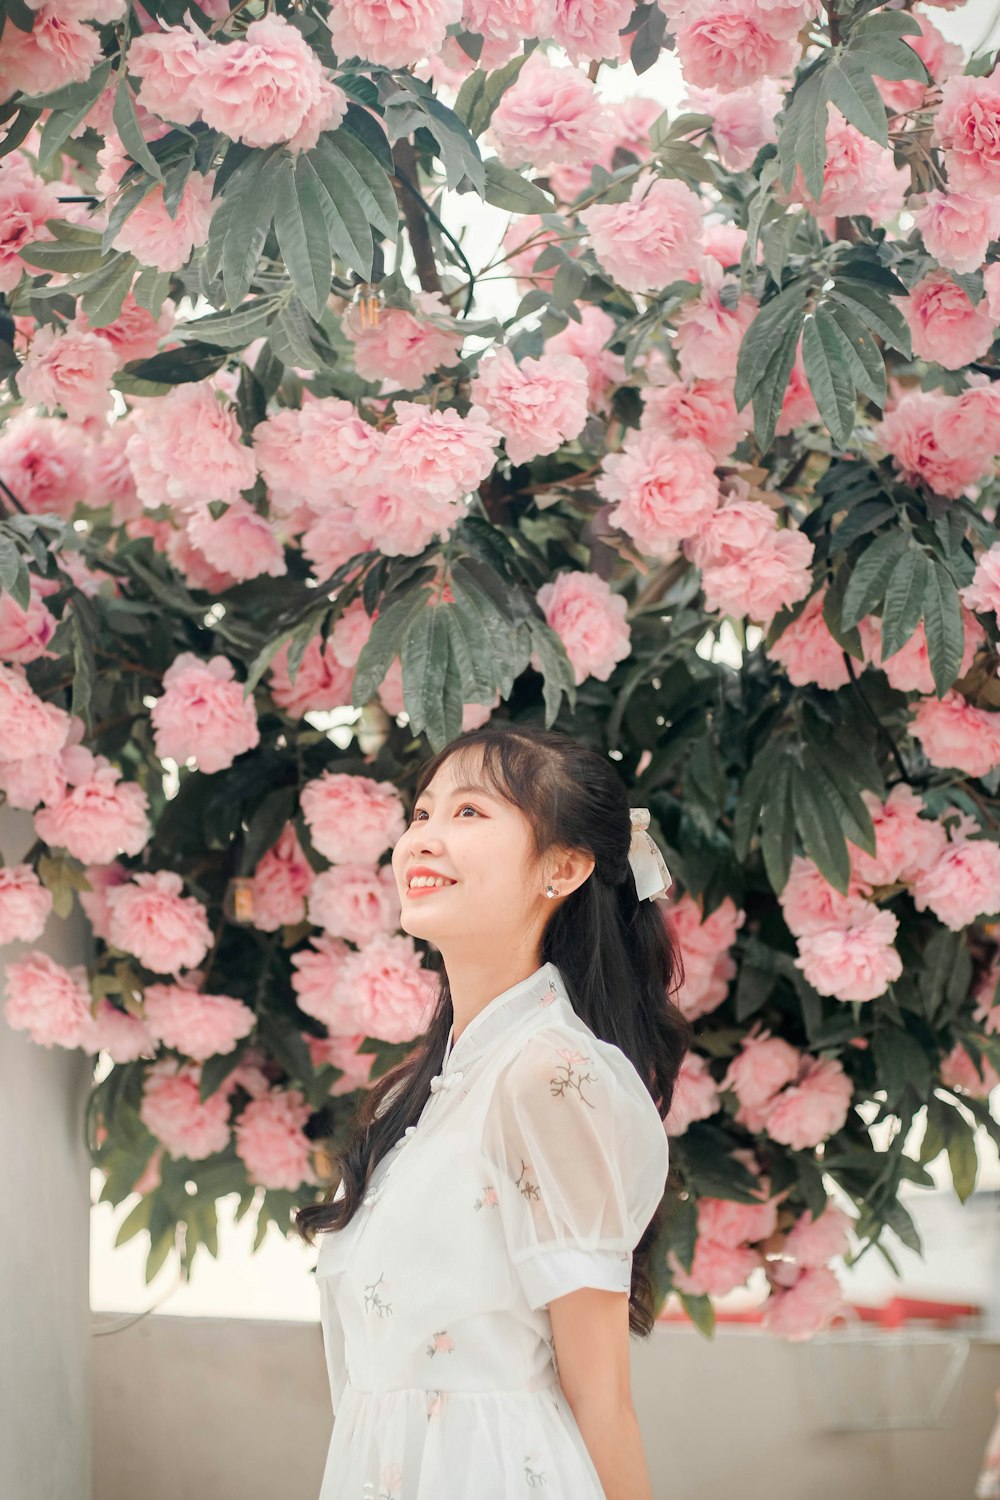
[342,1379,561,1397]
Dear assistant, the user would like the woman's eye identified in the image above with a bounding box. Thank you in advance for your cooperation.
[457,805,479,817]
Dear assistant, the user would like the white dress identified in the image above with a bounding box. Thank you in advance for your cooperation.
[314,959,670,1500]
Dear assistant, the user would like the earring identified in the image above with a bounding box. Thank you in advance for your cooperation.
[545,883,557,898]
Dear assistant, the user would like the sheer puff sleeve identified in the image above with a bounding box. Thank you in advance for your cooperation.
[481,1026,670,1312]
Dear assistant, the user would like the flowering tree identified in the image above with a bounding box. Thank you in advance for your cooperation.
[1,0,998,1340]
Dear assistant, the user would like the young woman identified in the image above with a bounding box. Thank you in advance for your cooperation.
[296,721,689,1500]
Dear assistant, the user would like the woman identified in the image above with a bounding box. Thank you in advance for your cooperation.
[296,721,689,1500]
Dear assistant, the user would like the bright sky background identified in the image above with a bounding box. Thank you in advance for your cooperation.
[92,0,1000,1331]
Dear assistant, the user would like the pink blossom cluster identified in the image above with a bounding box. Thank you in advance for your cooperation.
[780,854,903,1002]
[18,324,119,423]
[766,587,853,691]
[0,864,53,947]
[597,428,721,560]
[581,173,705,295]
[344,291,463,388]
[0,4,109,103]
[787,108,908,223]
[641,372,750,465]
[306,1030,378,1095]
[669,1188,779,1297]
[96,138,217,274]
[130,15,346,152]
[683,81,783,171]
[874,11,962,118]
[664,1050,721,1135]
[0,574,58,665]
[909,73,1000,277]
[3,949,98,1051]
[910,813,1000,932]
[0,412,87,518]
[687,496,815,627]
[151,653,260,775]
[234,1086,317,1189]
[33,745,151,864]
[470,347,589,465]
[877,382,1000,499]
[489,54,611,172]
[665,893,746,1019]
[139,1058,232,1160]
[911,691,1000,778]
[897,270,997,371]
[860,609,984,696]
[308,863,400,947]
[127,383,256,515]
[964,542,1000,620]
[105,870,212,977]
[291,931,435,1042]
[460,0,558,70]
[327,0,463,70]
[724,1028,854,1148]
[535,570,631,686]
[249,824,316,933]
[142,974,256,1061]
[0,153,63,294]
[300,771,406,865]
[544,305,626,414]
[659,0,808,95]
[673,266,759,383]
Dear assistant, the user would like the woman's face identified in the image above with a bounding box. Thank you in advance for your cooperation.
[390,748,545,954]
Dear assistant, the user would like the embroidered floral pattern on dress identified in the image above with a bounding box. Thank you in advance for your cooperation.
[378,1460,403,1499]
[549,1048,598,1107]
[426,1330,455,1357]
[538,984,557,1007]
[473,1183,499,1211]
[362,1269,392,1317]
[515,1157,540,1201]
[524,1454,549,1488]
[425,1389,443,1419]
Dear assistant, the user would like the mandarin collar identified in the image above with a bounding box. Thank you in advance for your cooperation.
[440,960,563,1074]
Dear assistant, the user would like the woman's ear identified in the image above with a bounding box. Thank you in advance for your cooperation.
[547,846,596,898]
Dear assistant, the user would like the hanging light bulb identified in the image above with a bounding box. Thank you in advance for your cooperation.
[223,876,255,925]
[351,282,384,329]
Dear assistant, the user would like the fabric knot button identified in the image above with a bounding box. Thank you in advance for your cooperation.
[405,1125,417,1135]
[431,1070,464,1093]
[362,1188,381,1207]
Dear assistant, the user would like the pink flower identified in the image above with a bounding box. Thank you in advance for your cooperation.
[699,1194,779,1247]
[940,1042,999,1098]
[674,0,801,93]
[139,1058,232,1160]
[766,587,852,690]
[106,870,212,976]
[164,527,240,593]
[378,401,499,506]
[597,429,721,559]
[33,749,151,863]
[127,382,255,514]
[0,153,62,294]
[19,324,118,422]
[689,498,814,626]
[184,500,287,583]
[545,305,625,414]
[898,270,996,369]
[76,290,174,366]
[937,377,1000,471]
[642,374,750,465]
[666,893,745,1020]
[151,653,260,774]
[470,347,589,465]
[764,1265,843,1340]
[329,599,375,669]
[0,577,57,665]
[345,291,462,388]
[910,691,1000,778]
[0,662,71,761]
[934,72,1000,198]
[129,24,208,126]
[2,950,97,1051]
[985,261,1000,322]
[268,634,354,718]
[0,6,101,101]
[550,0,634,62]
[866,611,983,696]
[300,770,406,865]
[194,16,343,150]
[0,864,52,946]
[683,80,782,171]
[249,824,315,933]
[783,1204,852,1267]
[911,835,1000,931]
[535,570,631,686]
[0,412,87,518]
[142,976,256,1061]
[790,109,908,222]
[290,933,353,1028]
[765,1056,853,1149]
[308,863,400,947]
[460,0,557,69]
[912,190,1000,276]
[669,1237,761,1297]
[964,543,1000,618]
[673,272,759,382]
[581,173,704,294]
[489,54,610,171]
[664,1051,720,1135]
[92,999,157,1065]
[110,169,216,274]
[254,398,383,517]
[780,856,870,935]
[848,785,947,888]
[234,1087,316,1189]
[301,506,372,583]
[327,0,463,69]
[329,933,437,1042]
[307,1030,378,1094]
[724,1030,802,1113]
[794,901,902,1002]
[877,390,987,500]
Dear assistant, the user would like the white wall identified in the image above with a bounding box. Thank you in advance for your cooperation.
[1,807,94,1500]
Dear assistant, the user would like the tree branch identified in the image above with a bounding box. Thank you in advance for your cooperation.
[391,139,442,296]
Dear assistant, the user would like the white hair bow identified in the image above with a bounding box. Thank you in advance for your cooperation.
[628,808,672,902]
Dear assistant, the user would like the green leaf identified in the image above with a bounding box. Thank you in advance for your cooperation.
[123,344,227,385]
[351,587,433,707]
[273,159,332,320]
[791,761,851,893]
[0,533,30,610]
[761,755,796,894]
[678,1291,716,1339]
[482,159,554,215]
[526,616,576,729]
[113,79,164,182]
[777,69,829,201]
[749,315,804,452]
[132,266,173,316]
[400,602,461,751]
[79,252,138,328]
[823,54,889,147]
[945,1112,978,1203]
[840,530,907,629]
[880,546,931,663]
[454,55,527,137]
[825,300,887,407]
[306,142,375,278]
[828,281,912,358]
[178,296,284,351]
[421,95,485,193]
[36,60,113,168]
[734,281,809,412]
[19,229,107,274]
[801,310,856,447]
[922,559,965,696]
[222,152,284,310]
[319,131,398,240]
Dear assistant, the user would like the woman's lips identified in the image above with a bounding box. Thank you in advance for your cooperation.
[405,881,457,899]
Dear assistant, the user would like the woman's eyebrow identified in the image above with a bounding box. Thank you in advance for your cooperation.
[416,783,497,802]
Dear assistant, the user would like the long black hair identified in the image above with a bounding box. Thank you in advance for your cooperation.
[295,721,689,1336]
